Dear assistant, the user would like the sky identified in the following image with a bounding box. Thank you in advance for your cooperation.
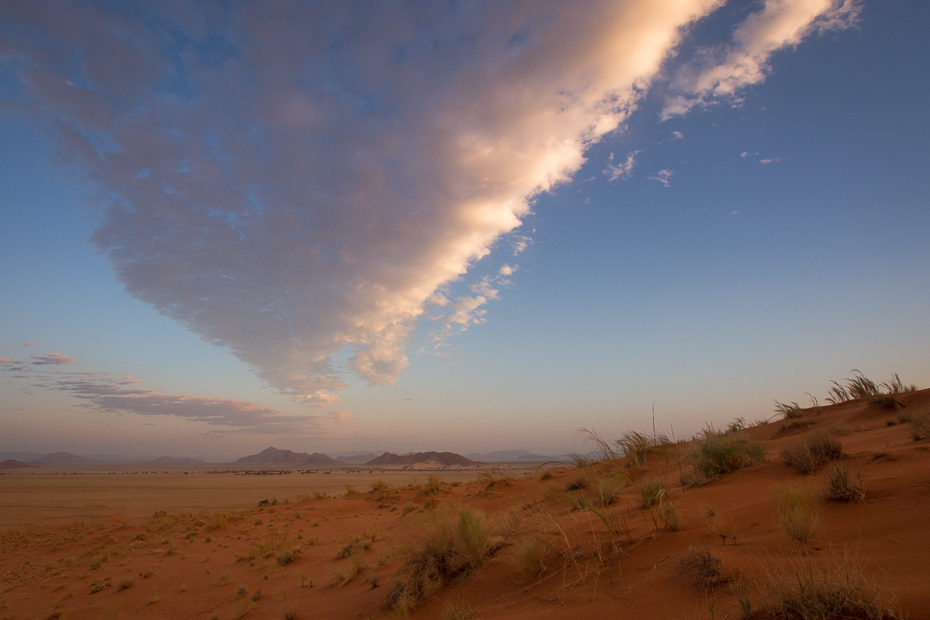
[1,0,928,462]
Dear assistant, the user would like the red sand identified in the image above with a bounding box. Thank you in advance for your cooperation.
[1,391,928,619]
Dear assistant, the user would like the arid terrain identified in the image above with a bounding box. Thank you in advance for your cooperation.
[2,384,928,619]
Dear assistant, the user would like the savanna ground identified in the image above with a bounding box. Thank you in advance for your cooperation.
[2,376,929,620]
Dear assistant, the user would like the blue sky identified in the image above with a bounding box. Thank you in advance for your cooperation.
[1,0,928,461]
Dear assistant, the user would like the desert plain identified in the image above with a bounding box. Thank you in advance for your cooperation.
[2,386,929,620]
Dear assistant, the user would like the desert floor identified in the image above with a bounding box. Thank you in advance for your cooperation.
[1,391,928,619]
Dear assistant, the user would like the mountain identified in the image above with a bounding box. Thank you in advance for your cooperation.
[334,453,379,464]
[235,447,338,465]
[33,452,94,465]
[465,450,559,462]
[149,456,205,465]
[0,451,43,462]
[0,459,37,469]
[366,451,476,466]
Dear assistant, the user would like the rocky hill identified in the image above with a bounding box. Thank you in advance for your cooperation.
[365,451,475,466]
[235,447,337,465]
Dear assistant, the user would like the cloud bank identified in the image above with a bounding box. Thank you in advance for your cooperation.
[0,0,856,399]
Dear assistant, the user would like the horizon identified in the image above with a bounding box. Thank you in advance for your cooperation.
[2,1,929,462]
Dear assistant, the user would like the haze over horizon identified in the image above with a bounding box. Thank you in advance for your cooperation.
[2,0,929,462]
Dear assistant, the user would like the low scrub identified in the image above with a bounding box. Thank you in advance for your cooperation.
[760,552,903,619]
[689,428,766,480]
[824,463,865,503]
[677,546,729,589]
[781,429,844,474]
[388,508,502,612]
[772,482,821,555]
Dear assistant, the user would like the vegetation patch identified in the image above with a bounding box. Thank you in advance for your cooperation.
[824,463,865,503]
[689,428,766,481]
[781,429,844,474]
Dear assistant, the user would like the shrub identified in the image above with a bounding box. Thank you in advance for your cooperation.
[513,534,553,576]
[387,509,501,612]
[116,579,134,592]
[565,475,588,491]
[677,546,729,589]
[593,475,624,508]
[662,501,681,531]
[824,463,865,503]
[690,428,766,479]
[441,600,476,620]
[870,393,906,410]
[782,429,843,474]
[415,475,444,499]
[760,552,903,619]
[772,482,821,555]
[908,411,930,440]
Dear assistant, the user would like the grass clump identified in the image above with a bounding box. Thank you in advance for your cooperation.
[904,409,930,440]
[441,600,477,620]
[781,429,844,474]
[116,579,134,592]
[614,430,671,467]
[689,427,766,480]
[415,475,445,499]
[775,401,804,419]
[634,476,668,509]
[387,508,501,612]
[565,475,588,491]
[772,482,822,555]
[824,463,865,503]
[760,552,902,619]
[513,533,554,577]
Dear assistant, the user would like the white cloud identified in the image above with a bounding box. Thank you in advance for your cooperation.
[0,0,848,398]
[663,0,860,119]
[649,169,675,187]
[604,150,641,181]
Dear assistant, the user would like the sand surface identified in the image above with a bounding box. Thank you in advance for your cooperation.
[1,392,928,619]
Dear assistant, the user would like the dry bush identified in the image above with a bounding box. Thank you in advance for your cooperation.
[513,533,554,577]
[614,430,671,467]
[415,475,445,499]
[760,552,902,619]
[565,474,588,491]
[387,508,502,612]
[782,429,844,474]
[441,600,477,620]
[115,579,134,592]
[677,546,729,589]
[478,468,514,495]
[824,463,865,503]
[702,505,734,546]
[593,475,625,508]
[662,501,681,531]
[689,428,766,480]
[905,409,930,440]
[772,482,822,555]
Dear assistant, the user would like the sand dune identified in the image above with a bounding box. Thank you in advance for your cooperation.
[1,390,928,619]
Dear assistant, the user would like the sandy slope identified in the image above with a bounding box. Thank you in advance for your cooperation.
[1,391,928,619]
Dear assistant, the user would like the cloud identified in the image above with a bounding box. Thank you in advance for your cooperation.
[604,150,641,181]
[649,169,675,187]
[670,131,684,140]
[328,411,355,426]
[22,343,37,347]
[663,0,860,119]
[0,1,849,397]
[50,375,328,433]
[0,358,26,364]
[31,352,77,366]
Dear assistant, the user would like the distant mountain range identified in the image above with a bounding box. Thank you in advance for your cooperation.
[0,459,37,469]
[334,453,379,464]
[235,447,338,465]
[366,451,476,466]
[464,450,560,462]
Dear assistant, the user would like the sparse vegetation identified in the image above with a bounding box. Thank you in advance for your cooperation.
[634,475,668,509]
[513,533,553,576]
[614,430,671,466]
[678,546,729,589]
[775,401,803,419]
[387,508,501,612]
[759,552,903,619]
[781,429,844,474]
[689,427,766,481]
[441,600,476,620]
[824,463,865,503]
[772,482,821,555]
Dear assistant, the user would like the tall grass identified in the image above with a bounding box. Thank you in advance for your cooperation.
[614,430,671,467]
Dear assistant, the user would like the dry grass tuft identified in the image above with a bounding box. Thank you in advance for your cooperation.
[824,463,865,503]
[513,533,554,577]
[689,427,766,481]
[760,552,903,619]
[781,429,844,474]
[772,482,822,555]
[387,508,501,612]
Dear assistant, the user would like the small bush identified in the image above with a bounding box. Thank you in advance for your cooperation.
[772,482,821,555]
[678,546,729,589]
[416,475,445,499]
[90,578,111,594]
[565,475,588,491]
[662,501,681,531]
[116,579,134,592]
[702,505,734,545]
[782,429,843,474]
[760,552,902,619]
[690,428,766,479]
[824,463,865,503]
[441,600,476,620]
[513,534,553,576]
[908,411,930,440]
[593,475,624,508]
[277,548,300,566]
[387,508,501,612]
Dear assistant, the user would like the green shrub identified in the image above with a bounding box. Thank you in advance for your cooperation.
[772,482,821,555]
[824,463,865,503]
[690,428,766,479]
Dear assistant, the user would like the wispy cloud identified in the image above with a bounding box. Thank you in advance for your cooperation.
[0,1,851,399]
[649,169,675,187]
[31,352,77,366]
[604,150,641,182]
[663,0,860,119]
